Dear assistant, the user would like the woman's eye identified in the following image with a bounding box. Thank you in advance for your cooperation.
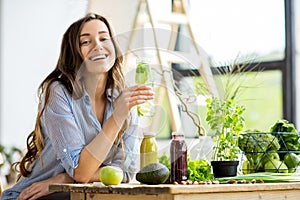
[100,37,110,42]
[80,40,90,46]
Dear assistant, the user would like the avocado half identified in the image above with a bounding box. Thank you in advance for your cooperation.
[136,162,170,184]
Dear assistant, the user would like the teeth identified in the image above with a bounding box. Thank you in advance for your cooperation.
[91,55,106,61]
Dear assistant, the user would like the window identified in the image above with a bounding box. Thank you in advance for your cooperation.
[189,0,285,64]
[170,0,294,135]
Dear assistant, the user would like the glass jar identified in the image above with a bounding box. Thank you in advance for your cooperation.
[140,132,158,169]
[170,132,188,183]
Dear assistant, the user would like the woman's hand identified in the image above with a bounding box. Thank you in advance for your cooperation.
[113,85,154,126]
[17,173,73,200]
[17,179,52,200]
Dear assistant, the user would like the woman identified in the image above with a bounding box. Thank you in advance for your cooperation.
[1,13,153,200]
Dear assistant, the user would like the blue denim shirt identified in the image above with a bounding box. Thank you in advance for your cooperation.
[1,82,140,199]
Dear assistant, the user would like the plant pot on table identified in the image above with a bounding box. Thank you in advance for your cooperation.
[211,160,239,178]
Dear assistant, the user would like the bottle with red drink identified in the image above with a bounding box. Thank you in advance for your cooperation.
[170,132,188,183]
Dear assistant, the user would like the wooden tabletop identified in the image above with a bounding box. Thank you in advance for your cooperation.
[49,182,300,195]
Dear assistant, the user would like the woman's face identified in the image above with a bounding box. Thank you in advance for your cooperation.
[80,19,116,74]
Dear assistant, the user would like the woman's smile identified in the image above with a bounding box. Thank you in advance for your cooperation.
[89,53,108,62]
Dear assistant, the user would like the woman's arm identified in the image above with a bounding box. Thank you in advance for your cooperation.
[73,116,120,183]
[74,85,153,183]
[16,173,73,200]
[110,110,140,183]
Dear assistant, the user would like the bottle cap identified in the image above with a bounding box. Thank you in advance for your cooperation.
[172,132,184,136]
[143,132,156,136]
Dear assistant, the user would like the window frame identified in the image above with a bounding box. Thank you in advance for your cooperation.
[172,0,296,127]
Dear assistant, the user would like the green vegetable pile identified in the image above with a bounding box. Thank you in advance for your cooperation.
[238,131,280,172]
[270,119,300,154]
[238,119,300,174]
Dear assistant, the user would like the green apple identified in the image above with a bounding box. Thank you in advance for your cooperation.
[99,166,123,185]
[261,152,280,166]
[242,160,251,174]
[264,159,288,173]
[284,153,300,172]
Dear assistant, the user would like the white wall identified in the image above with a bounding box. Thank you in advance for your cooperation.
[1,0,299,150]
[0,0,88,149]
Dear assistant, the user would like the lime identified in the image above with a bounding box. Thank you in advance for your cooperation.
[137,102,154,117]
[99,166,123,185]
[135,62,150,84]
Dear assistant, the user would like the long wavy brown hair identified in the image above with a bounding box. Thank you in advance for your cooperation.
[13,13,127,179]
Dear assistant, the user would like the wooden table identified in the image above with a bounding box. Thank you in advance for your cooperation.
[49,182,300,200]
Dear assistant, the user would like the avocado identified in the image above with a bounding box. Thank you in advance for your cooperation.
[136,162,170,184]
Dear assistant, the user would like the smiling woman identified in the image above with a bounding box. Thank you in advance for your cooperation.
[0,13,154,200]
[79,20,116,74]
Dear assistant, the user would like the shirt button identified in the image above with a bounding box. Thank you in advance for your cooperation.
[84,95,90,103]
[63,148,67,153]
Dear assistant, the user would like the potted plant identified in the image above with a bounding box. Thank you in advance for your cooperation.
[0,144,23,184]
[206,97,245,177]
[202,57,258,178]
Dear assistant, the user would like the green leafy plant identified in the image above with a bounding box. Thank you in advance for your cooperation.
[158,152,170,170]
[206,97,245,161]
[0,144,23,184]
[188,158,214,181]
[201,56,260,162]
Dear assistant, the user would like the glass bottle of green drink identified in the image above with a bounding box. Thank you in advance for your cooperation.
[140,132,158,169]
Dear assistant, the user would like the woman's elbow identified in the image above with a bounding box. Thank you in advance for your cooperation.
[73,173,90,183]
[73,169,92,183]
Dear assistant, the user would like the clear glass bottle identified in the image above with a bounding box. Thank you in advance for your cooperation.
[135,60,154,117]
[170,132,188,183]
[140,132,158,169]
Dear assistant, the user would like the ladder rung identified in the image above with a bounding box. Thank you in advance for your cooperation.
[156,13,188,25]
[160,51,202,66]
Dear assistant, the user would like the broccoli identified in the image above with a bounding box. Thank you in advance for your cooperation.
[238,132,280,172]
